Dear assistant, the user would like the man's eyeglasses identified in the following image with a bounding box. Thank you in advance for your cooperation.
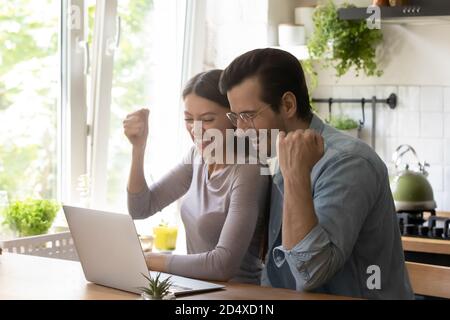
[226,105,270,127]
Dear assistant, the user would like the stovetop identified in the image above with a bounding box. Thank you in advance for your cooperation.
[397,210,450,240]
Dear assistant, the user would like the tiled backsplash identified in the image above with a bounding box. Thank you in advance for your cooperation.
[313,85,450,211]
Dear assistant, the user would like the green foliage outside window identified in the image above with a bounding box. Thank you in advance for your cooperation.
[0,1,153,235]
[0,0,152,204]
[0,0,58,202]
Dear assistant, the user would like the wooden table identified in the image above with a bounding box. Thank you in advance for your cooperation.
[0,253,352,300]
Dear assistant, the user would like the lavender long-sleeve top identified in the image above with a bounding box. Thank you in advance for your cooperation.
[128,147,270,284]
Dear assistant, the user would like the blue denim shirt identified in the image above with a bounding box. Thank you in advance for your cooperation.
[261,115,414,299]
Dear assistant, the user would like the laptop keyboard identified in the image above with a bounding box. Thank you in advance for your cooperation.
[169,284,193,293]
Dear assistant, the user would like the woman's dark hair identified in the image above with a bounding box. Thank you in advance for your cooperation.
[182,69,230,109]
[219,48,312,120]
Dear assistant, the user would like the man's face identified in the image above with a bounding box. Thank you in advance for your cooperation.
[227,77,284,156]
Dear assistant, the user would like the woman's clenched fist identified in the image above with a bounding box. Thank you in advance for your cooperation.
[123,108,150,148]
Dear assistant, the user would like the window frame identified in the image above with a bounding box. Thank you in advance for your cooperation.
[60,0,89,205]
[87,0,118,208]
[86,0,195,211]
[181,0,207,84]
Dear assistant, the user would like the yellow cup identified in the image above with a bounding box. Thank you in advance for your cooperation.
[153,225,178,251]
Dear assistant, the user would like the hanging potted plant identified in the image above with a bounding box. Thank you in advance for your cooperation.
[307,1,383,78]
[329,115,359,138]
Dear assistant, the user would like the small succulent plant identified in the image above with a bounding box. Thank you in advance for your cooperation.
[138,272,173,300]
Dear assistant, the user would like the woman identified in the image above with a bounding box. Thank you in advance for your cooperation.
[124,69,269,284]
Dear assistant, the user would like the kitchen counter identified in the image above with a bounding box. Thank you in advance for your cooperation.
[436,211,450,218]
[402,236,450,255]
[401,211,450,256]
[0,253,354,300]
[401,211,450,267]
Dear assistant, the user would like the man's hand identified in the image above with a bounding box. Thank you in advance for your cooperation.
[277,129,324,180]
[123,108,150,148]
[278,129,324,250]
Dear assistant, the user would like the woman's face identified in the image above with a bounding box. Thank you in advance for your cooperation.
[184,93,234,154]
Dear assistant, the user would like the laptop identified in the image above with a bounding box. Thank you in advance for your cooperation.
[63,205,225,296]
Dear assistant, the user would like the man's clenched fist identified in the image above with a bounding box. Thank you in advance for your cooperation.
[277,129,324,179]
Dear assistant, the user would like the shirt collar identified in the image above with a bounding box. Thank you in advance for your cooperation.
[309,114,325,134]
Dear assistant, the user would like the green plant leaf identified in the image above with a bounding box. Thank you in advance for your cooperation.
[307,1,383,78]
[138,272,173,299]
[329,115,359,130]
[2,198,60,236]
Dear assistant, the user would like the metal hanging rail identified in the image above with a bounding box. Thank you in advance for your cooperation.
[311,93,397,149]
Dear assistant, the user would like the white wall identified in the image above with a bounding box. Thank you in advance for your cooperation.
[203,0,269,69]
[202,0,310,68]
[315,23,450,86]
[267,0,308,45]
[201,0,450,210]
[313,85,450,211]
[311,0,450,210]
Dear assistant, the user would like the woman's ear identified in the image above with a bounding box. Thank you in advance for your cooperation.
[280,92,297,119]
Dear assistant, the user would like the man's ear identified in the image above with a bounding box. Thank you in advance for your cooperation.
[280,92,297,119]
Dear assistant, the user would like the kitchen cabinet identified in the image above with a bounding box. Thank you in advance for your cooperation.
[339,0,450,25]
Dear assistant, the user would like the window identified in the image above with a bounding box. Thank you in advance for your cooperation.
[0,0,193,242]
[0,0,91,237]
[87,0,188,231]
[0,0,60,202]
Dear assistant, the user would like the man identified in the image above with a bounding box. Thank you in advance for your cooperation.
[219,48,413,299]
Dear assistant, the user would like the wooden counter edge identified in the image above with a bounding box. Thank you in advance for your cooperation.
[400,211,450,255]
[402,236,450,255]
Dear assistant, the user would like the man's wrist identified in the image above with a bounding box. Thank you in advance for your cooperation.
[283,169,311,188]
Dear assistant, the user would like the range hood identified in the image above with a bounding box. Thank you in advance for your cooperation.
[338,0,450,25]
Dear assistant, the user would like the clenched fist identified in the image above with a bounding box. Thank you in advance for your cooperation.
[277,129,324,179]
[123,108,150,148]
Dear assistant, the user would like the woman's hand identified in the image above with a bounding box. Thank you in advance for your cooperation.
[144,252,167,272]
[123,108,150,149]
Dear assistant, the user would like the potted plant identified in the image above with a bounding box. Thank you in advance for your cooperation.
[307,1,383,78]
[138,272,175,300]
[1,198,60,237]
[329,115,359,138]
